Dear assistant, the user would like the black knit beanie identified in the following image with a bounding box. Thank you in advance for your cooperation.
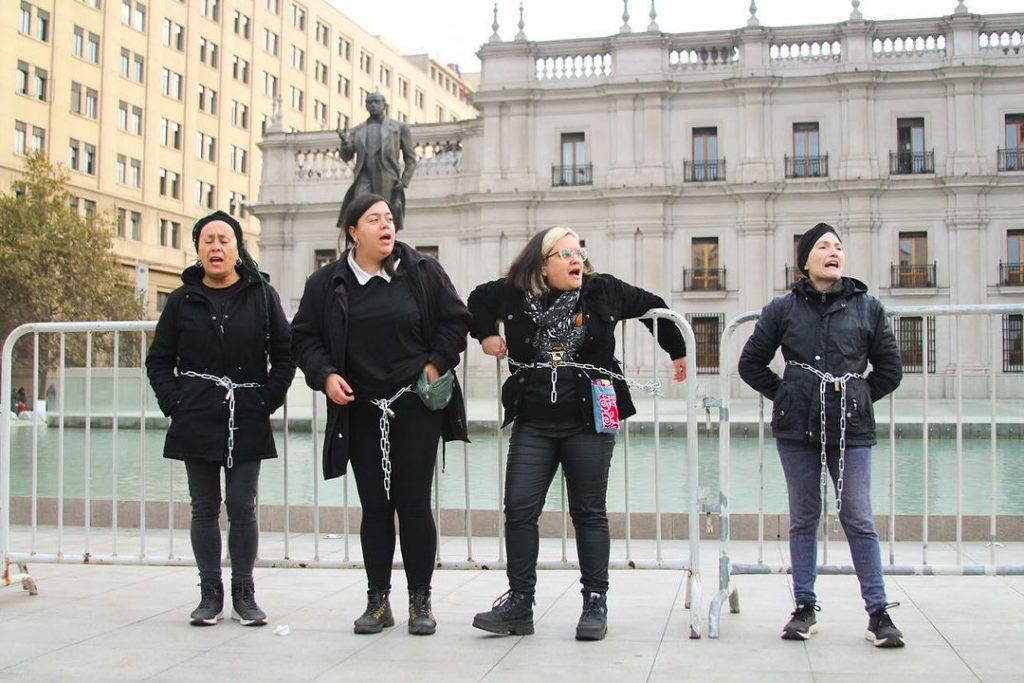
[192,210,244,251]
[797,223,841,275]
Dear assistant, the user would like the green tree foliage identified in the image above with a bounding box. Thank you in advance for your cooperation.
[0,154,144,367]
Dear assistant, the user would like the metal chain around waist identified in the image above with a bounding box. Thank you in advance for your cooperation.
[369,385,413,500]
[507,356,662,404]
[180,371,262,469]
[785,361,863,516]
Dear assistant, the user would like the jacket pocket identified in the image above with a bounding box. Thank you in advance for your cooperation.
[770,383,798,432]
[843,380,875,437]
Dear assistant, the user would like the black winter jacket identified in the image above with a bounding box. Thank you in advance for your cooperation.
[290,242,472,480]
[467,274,687,428]
[738,277,902,446]
[146,267,296,464]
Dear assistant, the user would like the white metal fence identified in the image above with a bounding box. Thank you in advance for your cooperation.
[1,312,705,636]
[706,303,1024,638]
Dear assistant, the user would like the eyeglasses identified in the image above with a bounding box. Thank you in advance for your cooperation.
[545,247,588,262]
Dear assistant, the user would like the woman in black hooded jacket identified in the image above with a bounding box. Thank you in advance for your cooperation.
[147,211,295,627]
[739,223,904,648]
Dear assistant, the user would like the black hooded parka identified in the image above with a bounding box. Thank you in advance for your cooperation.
[146,266,296,464]
[738,277,902,446]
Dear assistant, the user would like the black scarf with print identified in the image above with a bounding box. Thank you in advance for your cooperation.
[523,290,585,362]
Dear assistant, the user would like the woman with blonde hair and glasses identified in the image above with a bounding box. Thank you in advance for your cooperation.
[468,226,687,641]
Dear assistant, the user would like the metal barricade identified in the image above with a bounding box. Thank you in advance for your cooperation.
[706,303,1024,638]
[1,311,704,634]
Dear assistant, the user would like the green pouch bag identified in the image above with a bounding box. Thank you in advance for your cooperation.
[415,369,455,411]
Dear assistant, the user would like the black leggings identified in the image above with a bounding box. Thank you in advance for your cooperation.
[504,418,615,595]
[348,393,442,592]
[185,459,261,583]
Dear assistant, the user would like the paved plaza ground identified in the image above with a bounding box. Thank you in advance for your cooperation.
[1,535,1021,682]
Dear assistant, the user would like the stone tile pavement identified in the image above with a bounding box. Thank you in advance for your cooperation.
[1,536,1022,682]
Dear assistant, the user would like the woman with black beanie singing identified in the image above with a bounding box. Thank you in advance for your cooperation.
[146,211,296,627]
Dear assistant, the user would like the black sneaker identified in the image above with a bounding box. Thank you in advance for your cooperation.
[472,589,535,636]
[781,602,820,640]
[866,602,905,648]
[189,579,224,626]
[354,589,394,634]
[408,589,437,636]
[575,592,608,641]
[231,579,268,626]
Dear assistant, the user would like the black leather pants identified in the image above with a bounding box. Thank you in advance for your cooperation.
[503,418,615,595]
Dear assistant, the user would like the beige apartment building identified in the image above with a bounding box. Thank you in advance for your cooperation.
[1,0,477,315]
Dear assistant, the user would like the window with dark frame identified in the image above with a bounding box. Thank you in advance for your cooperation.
[1001,114,1024,171]
[687,127,723,181]
[1003,229,1024,285]
[789,122,826,178]
[554,132,590,186]
[1004,314,1023,372]
[313,249,336,271]
[893,117,933,174]
[686,314,724,374]
[786,234,805,286]
[895,316,936,373]
[895,231,933,287]
[685,237,723,291]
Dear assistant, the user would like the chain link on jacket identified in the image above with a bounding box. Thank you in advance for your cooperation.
[369,385,414,499]
[507,357,662,403]
[785,361,862,516]
[179,371,262,468]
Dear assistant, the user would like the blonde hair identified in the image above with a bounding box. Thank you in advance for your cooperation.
[507,226,595,295]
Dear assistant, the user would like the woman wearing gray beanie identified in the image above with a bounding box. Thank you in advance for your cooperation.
[738,223,906,648]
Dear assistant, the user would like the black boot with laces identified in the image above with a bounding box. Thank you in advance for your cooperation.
[190,578,224,626]
[575,592,608,641]
[472,589,535,636]
[408,588,437,636]
[354,588,394,634]
[231,578,268,626]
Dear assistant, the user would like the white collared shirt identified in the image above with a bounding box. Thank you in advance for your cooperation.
[347,250,399,285]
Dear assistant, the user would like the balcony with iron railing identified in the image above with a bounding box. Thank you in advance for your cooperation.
[683,267,727,292]
[551,163,593,187]
[683,159,726,182]
[997,147,1024,171]
[785,154,829,178]
[891,262,937,288]
[889,150,935,175]
[1000,261,1024,286]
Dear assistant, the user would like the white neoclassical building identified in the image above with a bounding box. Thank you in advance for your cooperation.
[254,2,1024,399]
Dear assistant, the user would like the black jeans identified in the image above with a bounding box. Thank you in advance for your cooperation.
[348,393,442,592]
[504,418,615,595]
[185,459,261,583]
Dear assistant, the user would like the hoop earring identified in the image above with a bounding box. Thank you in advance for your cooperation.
[195,258,203,270]
[235,257,242,266]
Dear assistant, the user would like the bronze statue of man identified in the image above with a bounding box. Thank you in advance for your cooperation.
[336,93,417,230]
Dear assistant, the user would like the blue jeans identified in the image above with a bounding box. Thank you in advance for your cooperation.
[504,419,615,595]
[776,438,887,613]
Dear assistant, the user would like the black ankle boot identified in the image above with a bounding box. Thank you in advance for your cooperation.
[354,588,394,634]
[575,592,608,641]
[472,589,535,636]
[231,578,267,626]
[190,578,224,626]
[408,588,437,635]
